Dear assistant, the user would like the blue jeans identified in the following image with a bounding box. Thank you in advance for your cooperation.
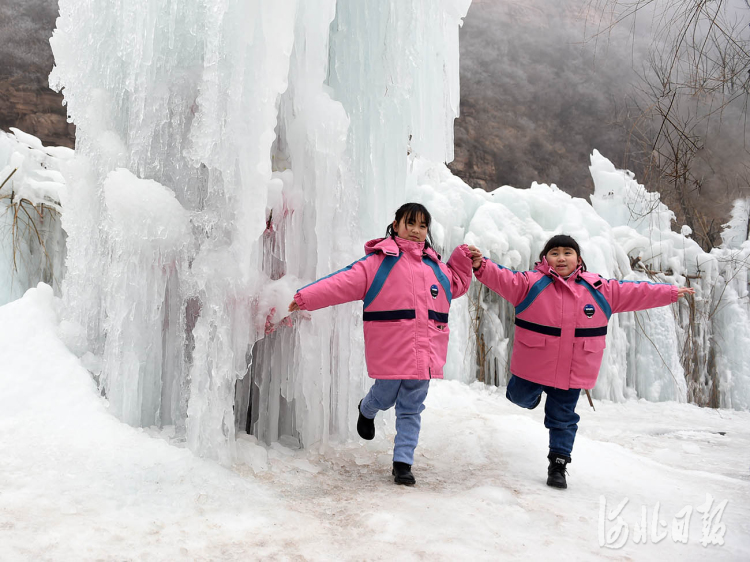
[360,379,430,465]
[506,374,581,458]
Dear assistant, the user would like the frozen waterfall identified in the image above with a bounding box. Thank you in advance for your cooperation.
[47,0,471,463]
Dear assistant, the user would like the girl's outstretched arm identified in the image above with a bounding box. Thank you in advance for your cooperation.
[473,257,533,306]
[598,276,692,313]
[444,245,476,299]
[290,255,376,312]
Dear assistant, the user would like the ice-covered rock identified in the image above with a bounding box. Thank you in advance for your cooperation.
[0,129,71,305]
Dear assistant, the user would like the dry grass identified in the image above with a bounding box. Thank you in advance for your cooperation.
[0,167,60,285]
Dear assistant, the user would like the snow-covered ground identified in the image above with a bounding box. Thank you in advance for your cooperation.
[2,285,749,561]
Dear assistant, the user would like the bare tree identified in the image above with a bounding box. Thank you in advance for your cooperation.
[587,0,750,250]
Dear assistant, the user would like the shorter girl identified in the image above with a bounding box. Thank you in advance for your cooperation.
[289,203,479,485]
[472,234,694,489]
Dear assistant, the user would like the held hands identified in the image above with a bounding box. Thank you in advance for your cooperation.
[288,300,300,312]
[677,287,695,299]
[468,245,483,271]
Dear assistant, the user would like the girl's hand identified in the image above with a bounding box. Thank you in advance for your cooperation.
[467,245,483,271]
[677,287,695,298]
[288,300,300,312]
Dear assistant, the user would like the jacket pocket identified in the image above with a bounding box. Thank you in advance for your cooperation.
[570,337,607,389]
[582,337,606,352]
[363,320,415,377]
[428,321,450,372]
[511,327,556,378]
[515,329,547,348]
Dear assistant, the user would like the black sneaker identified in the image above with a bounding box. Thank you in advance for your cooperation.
[546,453,571,489]
[392,462,416,486]
[357,400,375,440]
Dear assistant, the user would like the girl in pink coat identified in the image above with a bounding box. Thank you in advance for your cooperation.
[472,234,694,489]
[288,203,479,485]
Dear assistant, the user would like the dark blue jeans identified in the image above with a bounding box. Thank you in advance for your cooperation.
[506,374,581,458]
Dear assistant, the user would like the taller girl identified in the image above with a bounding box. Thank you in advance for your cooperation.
[289,203,478,485]
[472,234,694,489]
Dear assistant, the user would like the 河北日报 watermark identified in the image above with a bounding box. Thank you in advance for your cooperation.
[599,494,728,549]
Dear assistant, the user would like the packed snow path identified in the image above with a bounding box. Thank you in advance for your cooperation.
[1,286,749,561]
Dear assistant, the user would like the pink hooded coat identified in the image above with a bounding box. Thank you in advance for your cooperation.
[474,257,679,390]
[294,237,473,380]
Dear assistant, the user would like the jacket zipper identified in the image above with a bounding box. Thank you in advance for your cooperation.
[409,250,421,375]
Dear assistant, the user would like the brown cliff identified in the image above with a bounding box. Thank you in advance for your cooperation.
[0,74,74,149]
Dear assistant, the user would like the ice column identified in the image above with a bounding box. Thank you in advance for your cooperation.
[100,169,191,426]
[328,0,471,236]
[712,199,750,409]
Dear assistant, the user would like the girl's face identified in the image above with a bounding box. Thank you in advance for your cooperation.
[545,246,581,277]
[393,213,428,243]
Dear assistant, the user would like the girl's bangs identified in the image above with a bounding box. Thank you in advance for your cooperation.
[402,206,430,227]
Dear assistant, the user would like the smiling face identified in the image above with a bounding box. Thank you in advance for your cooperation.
[393,212,428,243]
[545,246,582,277]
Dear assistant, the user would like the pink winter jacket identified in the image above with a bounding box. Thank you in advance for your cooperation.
[294,237,474,380]
[474,257,679,390]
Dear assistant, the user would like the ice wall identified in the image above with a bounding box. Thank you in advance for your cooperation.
[590,152,750,409]
[49,0,471,463]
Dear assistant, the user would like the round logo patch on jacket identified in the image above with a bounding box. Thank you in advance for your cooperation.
[430,284,439,299]
[583,304,596,318]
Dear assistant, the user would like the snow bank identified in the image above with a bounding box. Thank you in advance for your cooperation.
[2,286,749,560]
[0,284,323,560]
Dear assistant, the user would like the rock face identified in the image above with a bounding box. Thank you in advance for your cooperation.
[1,0,74,148]
[0,74,74,148]
[447,0,633,198]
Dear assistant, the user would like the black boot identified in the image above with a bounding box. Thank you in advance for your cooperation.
[547,453,571,489]
[357,400,375,440]
[392,462,416,486]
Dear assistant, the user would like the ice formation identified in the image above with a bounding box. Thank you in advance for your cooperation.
[1,0,742,463]
[0,128,70,304]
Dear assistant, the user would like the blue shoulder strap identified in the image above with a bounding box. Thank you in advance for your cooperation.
[576,277,612,319]
[363,253,402,309]
[515,276,553,315]
[422,257,452,305]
